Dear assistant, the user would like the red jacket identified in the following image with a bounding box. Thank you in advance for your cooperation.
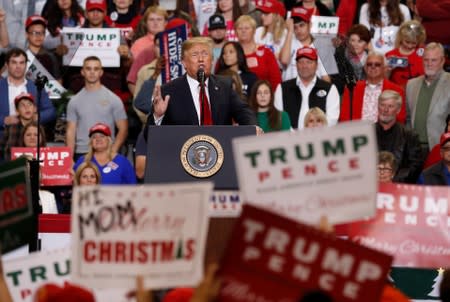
[340,79,406,124]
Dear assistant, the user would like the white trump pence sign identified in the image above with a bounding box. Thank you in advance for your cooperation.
[233,121,378,225]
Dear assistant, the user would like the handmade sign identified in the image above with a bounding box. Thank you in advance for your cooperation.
[218,204,393,302]
[71,182,212,289]
[345,183,450,268]
[233,121,377,224]
[11,147,73,186]
[0,158,33,253]
[61,28,121,67]
[159,24,187,84]
[2,248,71,302]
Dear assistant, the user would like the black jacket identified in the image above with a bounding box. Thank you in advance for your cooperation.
[422,162,448,186]
[376,122,424,183]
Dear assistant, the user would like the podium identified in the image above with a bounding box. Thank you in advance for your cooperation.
[143,125,256,189]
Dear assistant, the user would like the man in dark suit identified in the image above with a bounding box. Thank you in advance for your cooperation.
[148,36,256,127]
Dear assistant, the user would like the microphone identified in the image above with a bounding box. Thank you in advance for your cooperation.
[197,67,205,86]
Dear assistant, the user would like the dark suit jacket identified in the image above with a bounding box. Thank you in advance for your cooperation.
[146,74,256,126]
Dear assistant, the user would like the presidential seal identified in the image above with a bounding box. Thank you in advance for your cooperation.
[180,135,224,178]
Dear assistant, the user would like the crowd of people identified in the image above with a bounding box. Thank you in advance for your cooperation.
[0,0,449,300]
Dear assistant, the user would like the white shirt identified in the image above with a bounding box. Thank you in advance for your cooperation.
[274,76,340,129]
[7,78,27,116]
[255,27,287,66]
[186,74,211,124]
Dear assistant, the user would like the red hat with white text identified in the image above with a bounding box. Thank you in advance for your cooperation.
[86,0,107,12]
[89,123,111,137]
[25,15,47,31]
[295,46,318,61]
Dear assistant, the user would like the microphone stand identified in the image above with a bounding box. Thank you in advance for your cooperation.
[28,74,47,252]
[197,68,206,125]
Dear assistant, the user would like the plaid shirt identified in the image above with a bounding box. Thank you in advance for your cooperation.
[0,123,24,161]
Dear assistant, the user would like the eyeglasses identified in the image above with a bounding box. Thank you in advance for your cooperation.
[377,167,393,173]
[366,62,382,68]
[28,31,45,37]
[442,146,450,152]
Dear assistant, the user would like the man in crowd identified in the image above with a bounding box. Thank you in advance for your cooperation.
[375,90,423,183]
[417,132,450,185]
[66,56,128,160]
[406,42,450,152]
[208,14,227,73]
[340,52,406,123]
[274,46,339,129]
[0,48,56,140]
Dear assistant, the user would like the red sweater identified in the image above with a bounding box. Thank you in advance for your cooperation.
[340,79,406,124]
[245,45,282,91]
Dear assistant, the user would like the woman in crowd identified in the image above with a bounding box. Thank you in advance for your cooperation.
[377,151,397,183]
[359,0,411,54]
[303,107,328,128]
[73,123,137,185]
[74,161,102,186]
[42,0,85,50]
[203,0,242,41]
[335,24,372,82]
[105,0,141,31]
[254,0,287,65]
[235,15,282,91]
[248,80,291,132]
[385,20,426,88]
[215,41,258,97]
[19,121,47,148]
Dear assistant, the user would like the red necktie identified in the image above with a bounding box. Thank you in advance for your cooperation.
[199,85,212,125]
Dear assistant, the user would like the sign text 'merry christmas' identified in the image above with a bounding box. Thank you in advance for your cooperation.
[243,135,368,182]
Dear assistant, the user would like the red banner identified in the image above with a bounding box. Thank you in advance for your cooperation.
[219,204,393,302]
[345,183,450,268]
[11,147,73,186]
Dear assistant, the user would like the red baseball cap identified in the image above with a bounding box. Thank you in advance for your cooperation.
[25,15,47,31]
[295,46,318,61]
[14,92,35,107]
[89,123,111,137]
[256,0,285,17]
[86,0,107,12]
[440,132,450,147]
[291,6,312,23]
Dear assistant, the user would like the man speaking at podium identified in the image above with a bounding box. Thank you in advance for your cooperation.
[147,37,256,127]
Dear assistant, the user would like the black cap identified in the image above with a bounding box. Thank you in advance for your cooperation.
[208,14,226,30]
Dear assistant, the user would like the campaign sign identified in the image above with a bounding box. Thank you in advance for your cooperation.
[0,158,33,254]
[11,147,73,186]
[345,183,450,268]
[232,121,378,225]
[71,183,212,289]
[2,248,71,302]
[219,204,393,302]
[310,16,340,35]
[159,24,187,84]
[61,28,121,67]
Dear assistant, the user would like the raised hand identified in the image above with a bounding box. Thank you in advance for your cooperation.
[152,84,170,119]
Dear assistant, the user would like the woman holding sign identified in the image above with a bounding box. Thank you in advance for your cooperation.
[73,123,137,185]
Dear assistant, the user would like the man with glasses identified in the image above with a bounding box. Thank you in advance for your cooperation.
[24,15,62,82]
[418,132,450,185]
[340,52,406,123]
[375,90,423,183]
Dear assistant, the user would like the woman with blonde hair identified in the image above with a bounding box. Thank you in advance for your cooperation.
[304,107,328,128]
[385,20,426,87]
[74,161,101,186]
[254,0,287,64]
[73,123,136,184]
[235,15,281,91]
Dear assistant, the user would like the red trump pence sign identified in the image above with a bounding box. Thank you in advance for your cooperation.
[345,183,450,268]
[11,147,73,186]
[70,183,212,289]
[219,204,393,302]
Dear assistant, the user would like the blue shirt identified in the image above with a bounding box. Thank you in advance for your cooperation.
[74,154,137,185]
[417,163,450,185]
